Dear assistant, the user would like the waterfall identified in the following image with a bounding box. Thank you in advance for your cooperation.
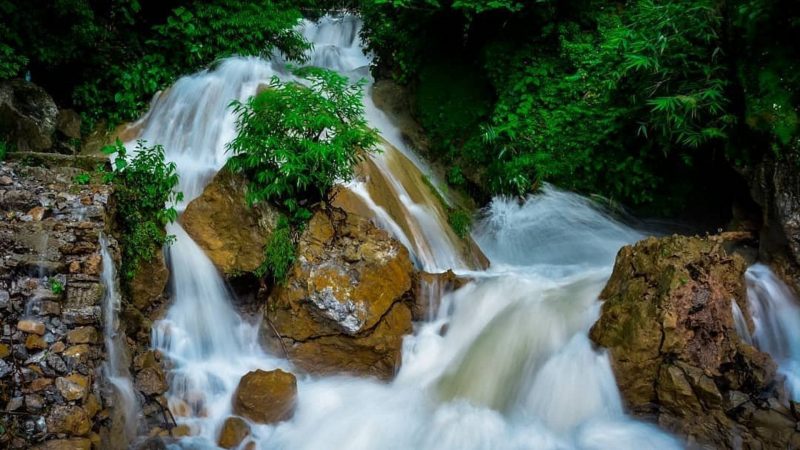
[124,14,681,449]
[744,264,800,400]
[99,235,140,442]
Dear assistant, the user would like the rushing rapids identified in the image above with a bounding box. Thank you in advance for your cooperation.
[119,15,695,449]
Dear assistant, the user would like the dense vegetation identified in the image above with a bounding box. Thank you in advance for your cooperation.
[359,0,799,214]
[1,0,798,217]
[227,67,379,281]
[0,0,308,127]
[101,140,182,279]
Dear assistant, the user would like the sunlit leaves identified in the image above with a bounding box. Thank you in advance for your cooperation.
[226,67,379,223]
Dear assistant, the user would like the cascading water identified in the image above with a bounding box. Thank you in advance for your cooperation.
[125,14,682,449]
[743,264,800,400]
[99,235,140,442]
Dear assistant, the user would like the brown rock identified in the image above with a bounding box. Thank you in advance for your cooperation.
[56,374,90,401]
[129,250,169,311]
[0,343,10,358]
[135,366,168,396]
[56,109,82,139]
[18,319,46,335]
[181,169,278,276]
[63,344,91,360]
[590,234,800,448]
[217,416,251,449]
[32,438,92,450]
[50,341,66,353]
[67,327,98,344]
[232,369,297,424]
[267,208,415,379]
[29,377,53,392]
[46,405,91,436]
[412,270,470,320]
[27,206,47,221]
[25,334,48,350]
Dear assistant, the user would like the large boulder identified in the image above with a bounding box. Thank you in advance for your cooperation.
[0,80,58,152]
[590,234,800,448]
[266,208,414,379]
[181,170,278,276]
[232,369,297,424]
[129,249,169,312]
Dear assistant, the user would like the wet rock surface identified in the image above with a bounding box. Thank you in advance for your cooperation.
[181,169,278,277]
[266,207,415,379]
[590,234,800,449]
[0,162,121,448]
[0,80,59,152]
[217,416,251,449]
[232,369,297,424]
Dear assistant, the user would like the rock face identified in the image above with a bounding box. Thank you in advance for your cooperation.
[232,369,297,424]
[0,80,59,152]
[0,162,135,450]
[266,208,414,379]
[746,157,800,289]
[590,234,800,449]
[217,416,251,449]
[181,169,278,276]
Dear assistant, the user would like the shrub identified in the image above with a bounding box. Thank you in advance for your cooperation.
[102,139,182,279]
[255,216,296,284]
[448,209,472,239]
[226,66,379,223]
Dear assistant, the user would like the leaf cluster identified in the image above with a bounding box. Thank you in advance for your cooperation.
[102,139,182,279]
[226,67,379,223]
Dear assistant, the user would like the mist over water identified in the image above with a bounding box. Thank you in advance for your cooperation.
[125,14,684,450]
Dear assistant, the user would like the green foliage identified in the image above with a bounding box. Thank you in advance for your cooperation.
[73,172,91,185]
[256,216,296,284]
[226,67,379,223]
[448,209,472,239]
[360,0,734,210]
[102,139,182,279]
[49,278,64,295]
[0,139,7,162]
[1,1,309,127]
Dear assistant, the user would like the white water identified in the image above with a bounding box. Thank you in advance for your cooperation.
[125,15,682,450]
[99,235,140,441]
[744,264,800,400]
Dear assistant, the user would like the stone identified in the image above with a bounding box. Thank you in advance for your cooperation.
[129,250,169,311]
[25,334,48,350]
[412,270,469,320]
[66,327,98,344]
[63,344,91,360]
[56,109,82,140]
[217,416,250,449]
[0,175,12,185]
[32,438,92,450]
[46,353,68,373]
[25,394,45,411]
[46,405,91,436]
[0,80,58,152]
[29,377,53,392]
[232,369,297,424]
[590,234,800,448]
[1,342,12,358]
[56,374,90,401]
[181,169,278,276]
[18,319,46,335]
[135,366,168,396]
[267,208,415,379]
[27,206,47,221]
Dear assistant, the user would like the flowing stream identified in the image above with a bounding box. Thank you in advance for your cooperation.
[124,15,687,449]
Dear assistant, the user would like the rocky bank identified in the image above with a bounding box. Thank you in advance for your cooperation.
[591,234,800,449]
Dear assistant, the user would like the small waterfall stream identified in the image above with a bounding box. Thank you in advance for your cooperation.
[99,235,140,442]
[123,14,687,450]
[743,264,800,400]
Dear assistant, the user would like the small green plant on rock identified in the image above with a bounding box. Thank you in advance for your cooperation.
[102,139,182,279]
[49,278,64,295]
[255,216,296,284]
[448,209,472,239]
[226,66,379,224]
[72,172,91,185]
